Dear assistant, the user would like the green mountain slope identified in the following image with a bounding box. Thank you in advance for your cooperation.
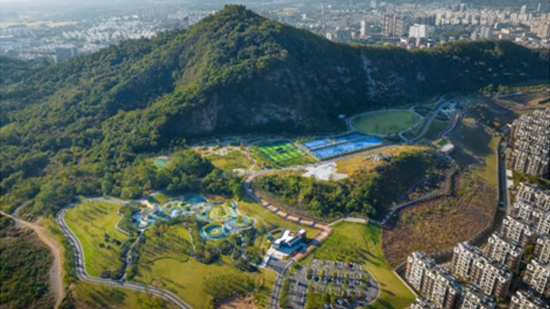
[1,5,548,217]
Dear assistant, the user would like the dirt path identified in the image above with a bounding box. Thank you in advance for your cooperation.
[0,211,65,309]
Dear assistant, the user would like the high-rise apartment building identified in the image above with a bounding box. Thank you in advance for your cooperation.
[523,258,550,297]
[500,216,537,246]
[484,233,523,270]
[535,234,550,263]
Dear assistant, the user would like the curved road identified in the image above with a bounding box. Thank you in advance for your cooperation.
[56,206,191,309]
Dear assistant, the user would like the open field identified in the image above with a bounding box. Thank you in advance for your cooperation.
[208,149,251,171]
[65,201,130,277]
[303,223,415,309]
[335,145,426,175]
[73,282,177,308]
[134,255,276,309]
[352,110,421,136]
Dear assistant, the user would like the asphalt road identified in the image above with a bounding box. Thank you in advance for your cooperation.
[56,206,192,309]
[269,260,294,309]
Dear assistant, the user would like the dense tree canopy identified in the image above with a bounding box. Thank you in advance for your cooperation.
[0,5,547,218]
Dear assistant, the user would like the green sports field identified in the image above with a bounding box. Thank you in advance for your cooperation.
[258,142,305,163]
[352,110,421,136]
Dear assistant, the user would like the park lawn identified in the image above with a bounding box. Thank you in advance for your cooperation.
[133,255,275,309]
[140,224,191,263]
[208,149,251,171]
[74,281,177,309]
[335,145,426,175]
[65,201,130,277]
[305,223,415,309]
[353,110,421,136]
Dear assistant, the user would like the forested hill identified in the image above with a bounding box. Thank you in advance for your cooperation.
[1,5,548,218]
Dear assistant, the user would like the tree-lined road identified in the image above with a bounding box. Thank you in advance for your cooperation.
[56,206,191,309]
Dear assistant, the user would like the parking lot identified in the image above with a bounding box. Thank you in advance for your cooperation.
[287,259,380,308]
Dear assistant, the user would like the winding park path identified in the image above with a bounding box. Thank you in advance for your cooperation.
[0,210,65,309]
[56,203,192,309]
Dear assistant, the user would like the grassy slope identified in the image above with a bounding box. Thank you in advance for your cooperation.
[335,145,426,175]
[74,282,177,309]
[208,149,251,170]
[65,201,130,276]
[134,255,276,309]
[140,224,190,263]
[304,223,415,309]
[353,110,421,135]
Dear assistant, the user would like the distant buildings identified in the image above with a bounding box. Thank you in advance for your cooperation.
[409,24,429,38]
[383,13,410,37]
[509,108,550,179]
[54,47,78,63]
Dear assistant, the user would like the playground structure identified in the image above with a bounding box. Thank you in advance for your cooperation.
[132,195,254,240]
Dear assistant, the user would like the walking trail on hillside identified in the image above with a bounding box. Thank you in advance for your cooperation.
[0,210,65,309]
